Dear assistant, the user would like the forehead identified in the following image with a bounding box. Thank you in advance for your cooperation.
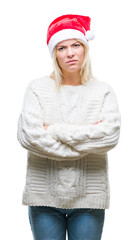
[56,39,80,46]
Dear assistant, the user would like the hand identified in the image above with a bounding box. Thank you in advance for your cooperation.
[92,120,102,125]
[43,123,49,130]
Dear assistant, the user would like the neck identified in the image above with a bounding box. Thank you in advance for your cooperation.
[62,71,82,86]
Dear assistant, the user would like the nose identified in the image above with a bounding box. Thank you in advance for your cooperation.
[66,47,74,58]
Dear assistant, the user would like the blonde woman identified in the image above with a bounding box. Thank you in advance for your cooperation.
[17,14,121,240]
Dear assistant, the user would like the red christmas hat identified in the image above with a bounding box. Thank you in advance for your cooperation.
[47,14,95,56]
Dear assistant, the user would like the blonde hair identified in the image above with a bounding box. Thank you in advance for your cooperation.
[50,40,93,90]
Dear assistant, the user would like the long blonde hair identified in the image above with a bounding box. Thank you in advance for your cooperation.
[50,40,93,90]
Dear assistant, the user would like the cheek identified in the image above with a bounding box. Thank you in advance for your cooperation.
[79,50,85,65]
[79,46,85,58]
[56,54,65,67]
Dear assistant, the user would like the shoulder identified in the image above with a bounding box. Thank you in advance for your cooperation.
[86,78,115,94]
[27,75,55,90]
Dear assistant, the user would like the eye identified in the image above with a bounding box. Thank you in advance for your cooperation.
[73,43,81,48]
[57,46,65,51]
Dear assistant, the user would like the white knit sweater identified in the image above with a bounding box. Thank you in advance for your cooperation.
[17,76,121,209]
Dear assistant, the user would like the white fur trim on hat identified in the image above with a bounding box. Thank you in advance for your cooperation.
[48,29,88,57]
[85,30,95,40]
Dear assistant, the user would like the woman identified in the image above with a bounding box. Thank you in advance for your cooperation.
[17,14,121,240]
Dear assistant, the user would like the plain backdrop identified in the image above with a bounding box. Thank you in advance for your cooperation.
[0,0,138,239]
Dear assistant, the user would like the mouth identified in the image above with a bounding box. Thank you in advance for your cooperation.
[66,60,78,64]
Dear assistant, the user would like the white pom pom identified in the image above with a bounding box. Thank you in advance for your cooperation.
[85,30,95,41]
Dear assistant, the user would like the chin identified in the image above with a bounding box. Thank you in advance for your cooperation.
[66,67,81,73]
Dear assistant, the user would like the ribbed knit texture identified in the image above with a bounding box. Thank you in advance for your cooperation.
[17,76,121,209]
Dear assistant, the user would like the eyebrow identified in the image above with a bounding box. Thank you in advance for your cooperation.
[56,41,80,48]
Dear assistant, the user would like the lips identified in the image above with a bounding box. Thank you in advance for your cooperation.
[66,60,78,64]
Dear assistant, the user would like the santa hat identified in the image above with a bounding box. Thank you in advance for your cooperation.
[47,14,95,57]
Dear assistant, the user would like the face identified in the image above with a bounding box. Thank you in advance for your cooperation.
[56,39,85,74]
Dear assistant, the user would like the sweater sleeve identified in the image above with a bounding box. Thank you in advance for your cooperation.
[47,86,121,154]
[17,85,87,161]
